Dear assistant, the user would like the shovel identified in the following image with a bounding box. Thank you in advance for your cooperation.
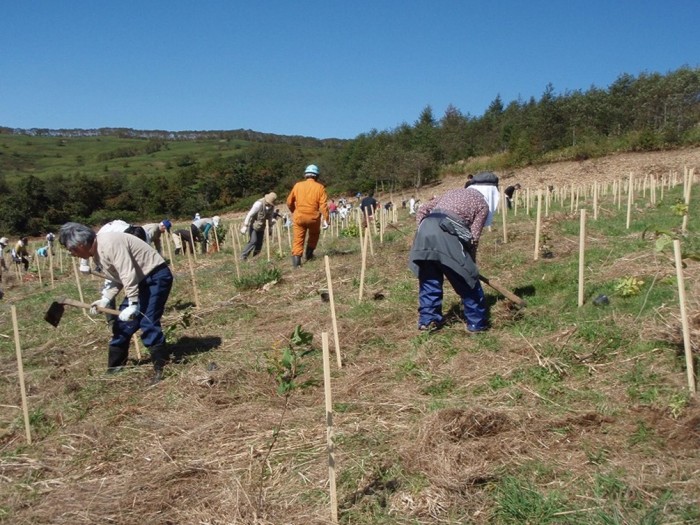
[44,297,121,327]
[478,274,526,308]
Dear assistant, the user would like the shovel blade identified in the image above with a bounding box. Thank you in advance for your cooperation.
[44,301,65,327]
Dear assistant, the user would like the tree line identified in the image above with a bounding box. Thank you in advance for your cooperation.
[1,66,698,235]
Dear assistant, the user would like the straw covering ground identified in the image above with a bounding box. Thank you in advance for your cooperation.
[1,148,699,524]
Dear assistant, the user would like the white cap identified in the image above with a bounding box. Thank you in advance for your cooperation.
[0,237,8,246]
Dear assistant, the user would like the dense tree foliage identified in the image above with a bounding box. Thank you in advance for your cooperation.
[1,67,698,235]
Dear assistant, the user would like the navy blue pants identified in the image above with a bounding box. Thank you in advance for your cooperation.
[417,261,488,332]
[110,264,173,349]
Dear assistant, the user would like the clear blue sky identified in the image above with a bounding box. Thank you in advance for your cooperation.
[2,1,698,140]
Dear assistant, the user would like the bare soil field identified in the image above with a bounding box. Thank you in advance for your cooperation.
[1,147,699,524]
[429,147,700,196]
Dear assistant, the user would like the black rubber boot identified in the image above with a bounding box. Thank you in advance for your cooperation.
[305,247,315,261]
[107,345,128,374]
[292,255,302,268]
[149,344,170,384]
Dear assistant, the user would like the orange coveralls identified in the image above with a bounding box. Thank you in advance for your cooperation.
[286,178,330,257]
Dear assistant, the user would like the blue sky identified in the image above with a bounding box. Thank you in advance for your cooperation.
[2,1,698,139]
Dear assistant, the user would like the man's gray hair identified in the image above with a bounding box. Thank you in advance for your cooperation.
[59,222,96,250]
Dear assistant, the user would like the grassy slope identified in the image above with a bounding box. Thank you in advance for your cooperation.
[1,151,699,524]
[0,134,255,181]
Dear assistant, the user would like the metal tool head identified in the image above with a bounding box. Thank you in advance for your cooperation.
[44,300,66,327]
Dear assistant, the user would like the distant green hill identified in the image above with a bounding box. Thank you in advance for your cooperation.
[0,129,344,234]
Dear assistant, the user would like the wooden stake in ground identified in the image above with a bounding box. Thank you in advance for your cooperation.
[265,224,271,262]
[35,252,43,286]
[533,189,542,261]
[185,245,201,308]
[682,168,693,234]
[71,258,87,314]
[356,211,363,254]
[673,240,696,394]
[165,230,175,270]
[364,209,374,256]
[229,225,241,280]
[501,186,508,244]
[593,181,598,221]
[578,208,586,307]
[321,332,339,524]
[11,305,32,444]
[324,256,342,368]
[132,335,142,361]
[14,259,22,284]
[48,246,55,288]
[276,221,283,257]
[358,227,369,302]
[626,173,634,229]
[213,225,220,252]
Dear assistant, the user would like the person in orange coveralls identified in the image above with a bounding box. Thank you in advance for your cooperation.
[286,164,330,268]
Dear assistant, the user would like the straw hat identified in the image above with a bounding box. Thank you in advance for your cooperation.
[264,192,277,205]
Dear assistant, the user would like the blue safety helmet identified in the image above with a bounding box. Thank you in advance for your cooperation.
[304,164,320,177]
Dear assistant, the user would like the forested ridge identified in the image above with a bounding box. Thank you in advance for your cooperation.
[1,66,698,235]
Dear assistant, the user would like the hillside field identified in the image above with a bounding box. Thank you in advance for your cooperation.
[1,148,699,524]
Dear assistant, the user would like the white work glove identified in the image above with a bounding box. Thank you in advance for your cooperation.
[118,302,140,322]
[322,220,329,230]
[90,297,111,315]
[79,260,91,274]
[240,225,247,234]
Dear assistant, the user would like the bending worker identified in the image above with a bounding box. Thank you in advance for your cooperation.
[192,215,221,254]
[58,222,174,383]
[286,164,329,268]
[142,219,172,255]
[240,192,277,260]
[408,175,499,334]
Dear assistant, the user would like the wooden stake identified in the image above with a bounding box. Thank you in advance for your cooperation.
[192,232,199,262]
[71,258,86,314]
[533,190,542,261]
[626,173,634,229]
[276,221,283,257]
[364,210,374,256]
[234,223,244,254]
[265,224,271,262]
[165,230,175,270]
[35,251,43,286]
[11,305,32,444]
[133,335,143,361]
[324,256,342,368]
[185,245,201,308]
[593,181,598,221]
[501,186,508,244]
[358,228,369,302]
[230,225,241,280]
[213,225,220,253]
[673,240,696,394]
[321,332,339,523]
[578,209,586,307]
[682,168,693,234]
[48,246,55,288]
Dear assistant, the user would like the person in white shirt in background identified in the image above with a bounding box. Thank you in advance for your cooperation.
[240,193,277,260]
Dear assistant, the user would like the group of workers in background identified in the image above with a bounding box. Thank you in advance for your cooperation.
[3,162,511,386]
